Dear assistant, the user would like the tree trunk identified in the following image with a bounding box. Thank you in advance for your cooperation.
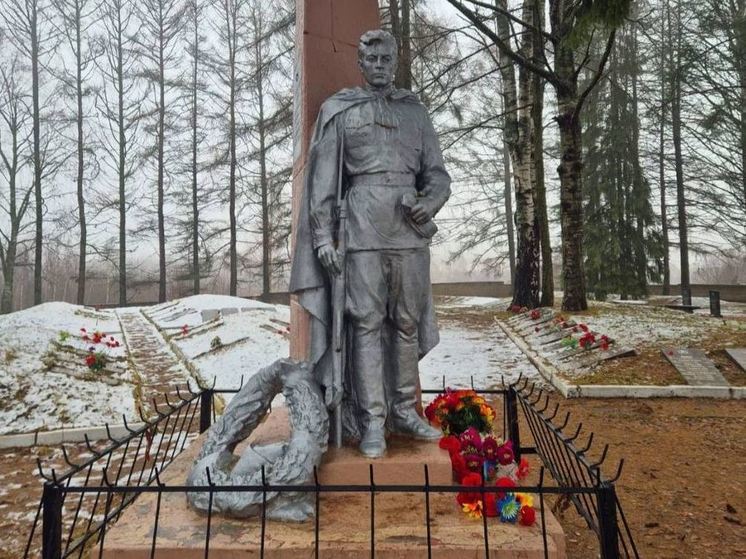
[498,0,540,309]
[192,7,200,296]
[502,140,516,284]
[1,240,16,314]
[75,1,86,305]
[556,82,588,311]
[157,9,167,303]
[31,5,42,305]
[531,0,552,307]
[117,1,127,306]
[228,10,238,296]
[669,2,689,298]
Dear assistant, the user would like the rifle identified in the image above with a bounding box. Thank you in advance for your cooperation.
[329,136,346,448]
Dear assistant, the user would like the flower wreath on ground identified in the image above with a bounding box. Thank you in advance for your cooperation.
[425,389,535,525]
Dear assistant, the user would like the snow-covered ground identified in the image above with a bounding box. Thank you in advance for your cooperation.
[0,303,134,435]
[0,294,541,436]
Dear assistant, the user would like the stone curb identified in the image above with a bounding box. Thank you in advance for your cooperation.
[0,422,147,449]
[497,319,746,400]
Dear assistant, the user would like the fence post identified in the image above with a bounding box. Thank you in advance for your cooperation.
[41,483,63,559]
[597,481,620,559]
[506,385,522,462]
[199,389,213,433]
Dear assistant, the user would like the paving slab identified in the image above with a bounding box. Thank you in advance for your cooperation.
[725,348,746,372]
[662,348,729,386]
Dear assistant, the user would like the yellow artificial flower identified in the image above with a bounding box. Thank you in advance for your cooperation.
[462,500,483,519]
[515,493,534,508]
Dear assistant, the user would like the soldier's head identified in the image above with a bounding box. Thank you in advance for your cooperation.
[358,30,398,90]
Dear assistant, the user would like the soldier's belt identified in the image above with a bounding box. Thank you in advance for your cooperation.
[348,173,416,188]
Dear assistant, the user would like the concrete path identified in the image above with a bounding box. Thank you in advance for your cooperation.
[116,309,196,412]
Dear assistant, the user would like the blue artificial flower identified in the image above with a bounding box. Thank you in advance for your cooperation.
[498,494,520,523]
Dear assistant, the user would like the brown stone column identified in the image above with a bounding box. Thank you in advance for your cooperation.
[289,0,379,359]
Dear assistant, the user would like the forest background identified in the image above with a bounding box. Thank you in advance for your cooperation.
[0,0,743,312]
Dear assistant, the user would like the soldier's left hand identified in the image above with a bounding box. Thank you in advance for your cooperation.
[410,200,434,224]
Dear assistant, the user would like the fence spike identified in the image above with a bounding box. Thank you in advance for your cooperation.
[578,432,595,454]
[175,384,185,401]
[608,459,625,484]
[137,405,148,423]
[517,376,530,392]
[122,414,136,434]
[83,433,97,455]
[163,393,176,411]
[152,397,164,416]
[546,402,560,421]
[211,376,217,390]
[500,374,505,388]
[558,411,571,431]
[205,466,213,486]
[102,466,112,487]
[441,375,446,390]
[526,382,536,398]
[105,422,116,442]
[239,374,244,388]
[470,376,475,389]
[61,446,79,468]
[187,379,200,395]
[36,458,51,481]
[529,388,543,405]
[154,467,164,487]
[537,393,550,413]
[590,444,610,470]
[567,422,583,442]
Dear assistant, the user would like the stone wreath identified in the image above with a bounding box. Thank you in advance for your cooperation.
[186,358,329,521]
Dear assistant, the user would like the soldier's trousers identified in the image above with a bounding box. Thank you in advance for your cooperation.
[345,248,430,431]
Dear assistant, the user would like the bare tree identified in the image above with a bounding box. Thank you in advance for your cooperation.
[1,0,55,305]
[132,0,187,302]
[95,0,142,305]
[447,0,631,310]
[53,0,99,305]
[0,58,34,313]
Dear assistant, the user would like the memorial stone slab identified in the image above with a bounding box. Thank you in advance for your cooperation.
[517,315,555,334]
[200,309,220,322]
[725,348,746,372]
[222,307,238,315]
[662,348,729,386]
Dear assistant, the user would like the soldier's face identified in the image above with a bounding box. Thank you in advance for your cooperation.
[358,43,397,89]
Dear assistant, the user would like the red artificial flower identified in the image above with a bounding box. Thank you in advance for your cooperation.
[464,453,484,473]
[517,457,530,479]
[530,309,541,320]
[85,354,96,367]
[456,473,483,505]
[534,327,540,332]
[483,492,499,517]
[519,505,536,526]
[459,427,482,453]
[495,476,516,499]
[439,435,461,455]
[482,436,499,461]
[82,335,89,342]
[451,452,469,481]
[80,328,87,333]
[572,326,579,333]
[579,323,589,332]
[497,444,514,465]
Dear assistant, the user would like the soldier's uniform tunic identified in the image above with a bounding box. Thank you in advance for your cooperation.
[307,84,451,434]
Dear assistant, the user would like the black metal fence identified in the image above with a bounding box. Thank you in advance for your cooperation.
[26,378,640,559]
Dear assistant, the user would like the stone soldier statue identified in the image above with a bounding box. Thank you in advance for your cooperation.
[289,29,451,458]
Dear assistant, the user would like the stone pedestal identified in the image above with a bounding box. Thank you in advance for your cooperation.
[100,409,566,558]
[289,0,379,360]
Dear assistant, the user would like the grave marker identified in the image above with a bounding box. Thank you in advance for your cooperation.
[725,348,746,372]
[709,290,721,318]
[662,348,729,386]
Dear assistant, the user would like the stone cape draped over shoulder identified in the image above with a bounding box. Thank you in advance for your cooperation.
[288,86,440,441]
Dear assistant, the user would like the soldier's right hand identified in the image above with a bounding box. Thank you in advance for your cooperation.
[317,244,342,276]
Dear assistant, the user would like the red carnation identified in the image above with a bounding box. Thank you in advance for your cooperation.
[517,457,530,479]
[439,435,460,455]
[464,453,484,473]
[451,452,469,481]
[497,444,514,465]
[579,323,589,332]
[456,472,483,505]
[495,476,516,499]
[519,505,536,526]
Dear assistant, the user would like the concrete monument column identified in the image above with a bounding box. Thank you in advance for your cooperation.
[289,0,380,359]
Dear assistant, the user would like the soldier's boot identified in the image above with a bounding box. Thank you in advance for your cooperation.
[389,335,441,441]
[353,335,387,458]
